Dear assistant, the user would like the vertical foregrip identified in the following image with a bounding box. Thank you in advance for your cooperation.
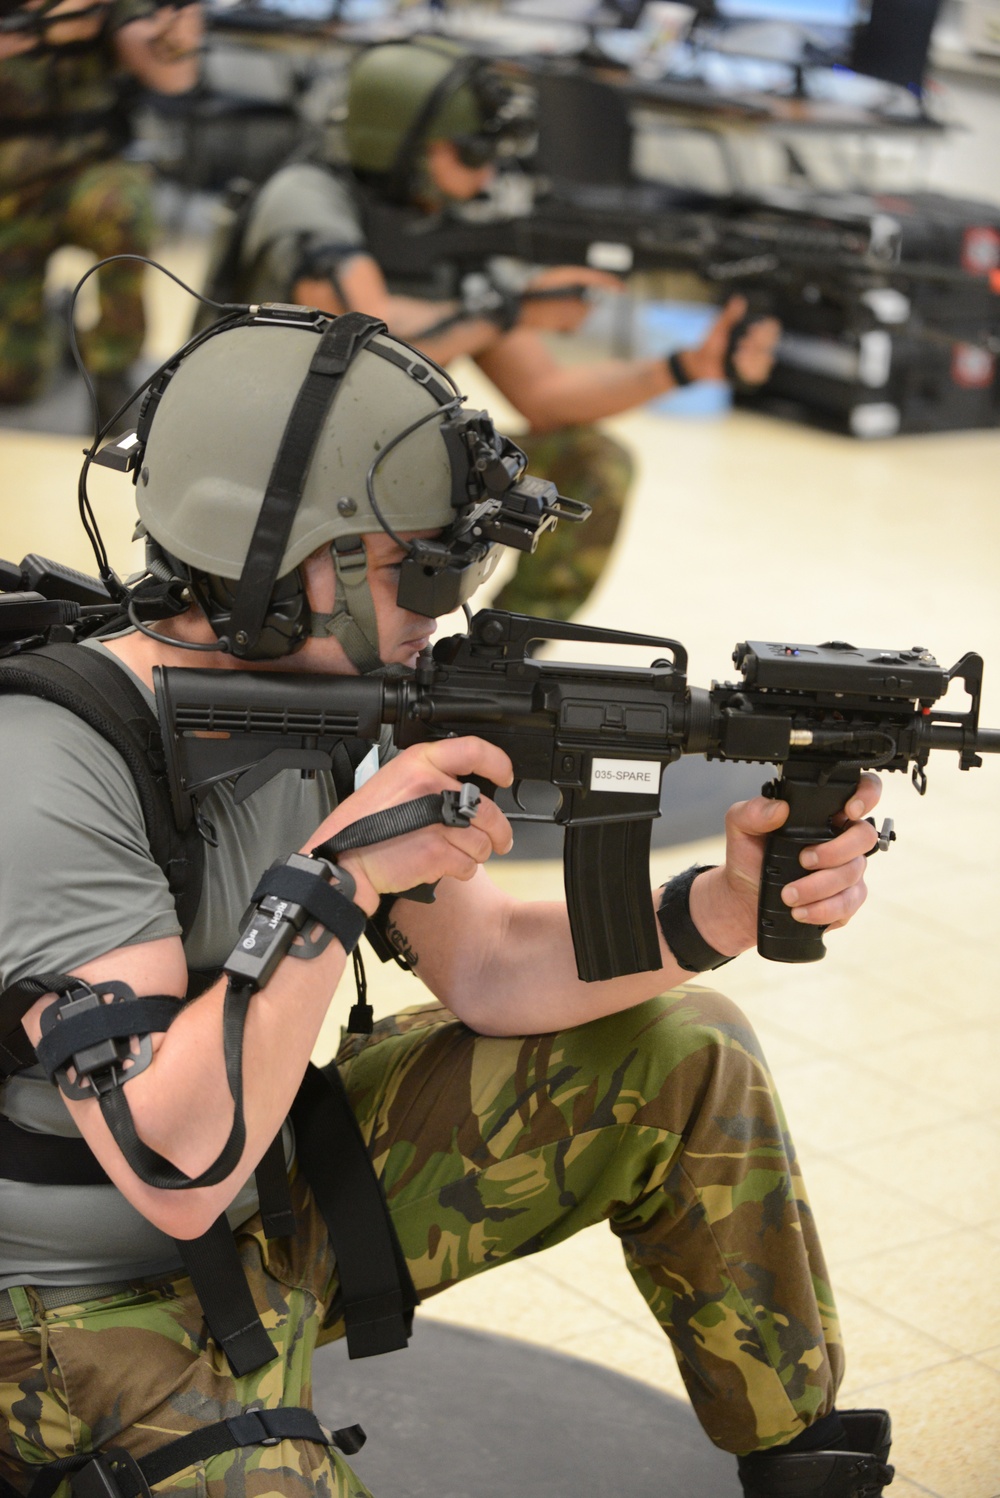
[757,767,860,963]
[563,819,661,982]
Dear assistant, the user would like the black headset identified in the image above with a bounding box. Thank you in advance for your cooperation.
[377,43,531,205]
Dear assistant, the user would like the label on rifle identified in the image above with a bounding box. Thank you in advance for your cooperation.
[590,759,660,794]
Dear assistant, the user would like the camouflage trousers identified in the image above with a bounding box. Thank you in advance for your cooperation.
[0,989,843,1497]
[0,158,155,403]
[492,425,634,621]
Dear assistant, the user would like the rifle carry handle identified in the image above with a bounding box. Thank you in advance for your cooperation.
[758,766,860,963]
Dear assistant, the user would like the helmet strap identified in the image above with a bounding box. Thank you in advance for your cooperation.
[383,52,480,204]
[311,537,384,674]
[226,310,385,659]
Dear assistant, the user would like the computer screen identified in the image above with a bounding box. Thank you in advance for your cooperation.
[706,0,940,92]
[712,0,859,25]
[848,0,941,92]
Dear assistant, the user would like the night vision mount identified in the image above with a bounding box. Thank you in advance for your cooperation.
[401,410,589,616]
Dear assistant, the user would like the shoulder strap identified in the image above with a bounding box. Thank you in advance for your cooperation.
[0,644,205,940]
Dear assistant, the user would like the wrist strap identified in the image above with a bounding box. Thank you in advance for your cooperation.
[656,865,734,973]
[666,350,695,387]
[250,863,367,956]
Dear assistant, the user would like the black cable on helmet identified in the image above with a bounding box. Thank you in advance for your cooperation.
[364,395,464,551]
[70,253,252,602]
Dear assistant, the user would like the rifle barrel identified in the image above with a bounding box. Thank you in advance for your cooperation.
[925,723,1000,754]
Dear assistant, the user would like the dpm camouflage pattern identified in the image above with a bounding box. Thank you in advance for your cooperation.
[491,424,634,621]
[0,158,154,401]
[0,0,153,194]
[0,989,843,1496]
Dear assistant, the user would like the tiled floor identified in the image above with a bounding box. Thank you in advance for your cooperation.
[2,228,998,1496]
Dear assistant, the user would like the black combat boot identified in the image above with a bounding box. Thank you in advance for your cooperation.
[738,1409,894,1497]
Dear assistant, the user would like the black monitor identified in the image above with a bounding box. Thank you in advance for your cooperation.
[705,0,941,94]
[594,0,649,24]
[848,0,942,93]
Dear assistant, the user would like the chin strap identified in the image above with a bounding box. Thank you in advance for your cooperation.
[310,537,384,674]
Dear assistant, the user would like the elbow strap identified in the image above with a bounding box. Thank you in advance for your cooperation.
[32,974,251,1193]
[34,982,182,1102]
[36,983,183,1098]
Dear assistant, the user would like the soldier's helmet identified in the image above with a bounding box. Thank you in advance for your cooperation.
[344,37,535,200]
[130,308,570,669]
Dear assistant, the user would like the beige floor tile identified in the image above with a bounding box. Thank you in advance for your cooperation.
[843,1119,1000,1231]
[831,1228,1000,1357]
[856,1359,1000,1498]
[834,1287,972,1400]
[0,431,143,581]
[977,1346,1000,1374]
[800,1155,953,1264]
[887,1478,947,1498]
[854,1022,1000,1119]
[760,1055,956,1154]
[719,965,958,1057]
[514,1221,657,1330]
[554,1320,691,1404]
[418,1253,625,1347]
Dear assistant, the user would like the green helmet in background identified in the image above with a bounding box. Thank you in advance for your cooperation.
[344,38,535,201]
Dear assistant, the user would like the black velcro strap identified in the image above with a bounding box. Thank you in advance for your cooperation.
[1,973,82,1079]
[34,998,182,1083]
[0,1026,37,1078]
[93,982,254,1191]
[17,1407,364,1498]
[141,1406,367,1481]
[254,1132,296,1239]
[367,339,454,406]
[0,1114,111,1186]
[249,866,367,954]
[226,312,386,657]
[292,1062,418,1360]
[174,1219,277,1377]
[312,792,455,859]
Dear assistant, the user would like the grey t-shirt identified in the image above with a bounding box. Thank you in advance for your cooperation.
[0,643,361,1289]
[240,162,368,305]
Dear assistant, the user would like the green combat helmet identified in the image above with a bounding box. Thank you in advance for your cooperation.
[117,305,585,669]
[344,37,535,202]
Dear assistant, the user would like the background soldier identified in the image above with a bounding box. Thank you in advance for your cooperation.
[0,0,203,423]
[233,37,780,621]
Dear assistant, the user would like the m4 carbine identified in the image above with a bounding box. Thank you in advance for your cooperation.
[359,184,1000,348]
[154,611,1000,983]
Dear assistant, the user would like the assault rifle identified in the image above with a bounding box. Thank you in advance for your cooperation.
[359,183,1000,336]
[154,610,1000,982]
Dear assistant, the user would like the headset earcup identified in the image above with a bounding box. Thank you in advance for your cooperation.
[195,566,311,660]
